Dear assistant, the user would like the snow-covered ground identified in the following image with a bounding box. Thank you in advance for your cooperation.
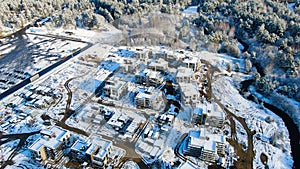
[0,140,19,162]
[183,6,199,17]
[5,149,44,169]
[234,119,248,150]
[27,23,122,44]
[249,87,300,133]
[212,76,293,169]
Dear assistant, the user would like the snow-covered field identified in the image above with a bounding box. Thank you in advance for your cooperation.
[27,23,122,44]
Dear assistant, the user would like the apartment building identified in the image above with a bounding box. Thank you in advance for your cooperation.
[176,67,194,83]
[135,87,165,111]
[182,56,201,72]
[70,138,112,167]
[148,58,169,72]
[86,139,112,167]
[29,126,71,162]
[183,129,225,162]
[135,69,163,86]
[103,76,128,100]
[180,83,199,105]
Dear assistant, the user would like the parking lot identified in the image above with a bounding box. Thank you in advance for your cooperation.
[0,31,87,94]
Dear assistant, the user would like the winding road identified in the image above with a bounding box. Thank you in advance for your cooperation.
[55,76,90,137]
[200,59,255,169]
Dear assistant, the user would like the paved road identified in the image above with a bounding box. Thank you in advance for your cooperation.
[174,133,188,162]
[100,134,149,169]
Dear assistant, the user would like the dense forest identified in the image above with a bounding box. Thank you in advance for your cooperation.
[0,0,299,113]
[193,0,300,88]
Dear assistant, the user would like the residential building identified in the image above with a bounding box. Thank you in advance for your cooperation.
[122,58,140,73]
[135,69,163,86]
[29,126,71,162]
[81,110,95,123]
[107,113,129,131]
[104,76,128,100]
[134,87,165,111]
[69,137,112,167]
[183,136,203,157]
[183,129,225,162]
[135,48,151,62]
[182,56,201,71]
[176,67,194,83]
[155,113,175,126]
[206,111,224,128]
[153,50,168,60]
[192,108,207,125]
[203,102,225,128]
[70,140,90,161]
[86,139,112,167]
[149,147,160,158]
[180,83,199,105]
[148,58,169,72]
[28,137,47,162]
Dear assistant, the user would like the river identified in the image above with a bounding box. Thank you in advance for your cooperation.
[259,99,299,169]
[241,81,300,169]
[236,37,299,168]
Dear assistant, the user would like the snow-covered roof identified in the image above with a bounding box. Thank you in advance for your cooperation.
[126,121,139,133]
[41,126,69,142]
[183,56,200,64]
[188,129,224,148]
[86,143,98,155]
[202,140,217,152]
[93,139,112,160]
[148,58,168,67]
[107,119,124,128]
[189,137,202,148]
[104,76,127,90]
[104,80,127,91]
[136,92,151,99]
[139,142,152,153]
[135,88,161,100]
[29,127,70,152]
[176,67,194,77]
[150,147,160,157]
[137,69,162,80]
[180,83,198,97]
[95,69,112,82]
[154,139,164,147]
[99,60,120,72]
[209,111,225,119]
[71,140,89,152]
[208,134,225,144]
[46,138,61,150]
[29,137,45,152]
